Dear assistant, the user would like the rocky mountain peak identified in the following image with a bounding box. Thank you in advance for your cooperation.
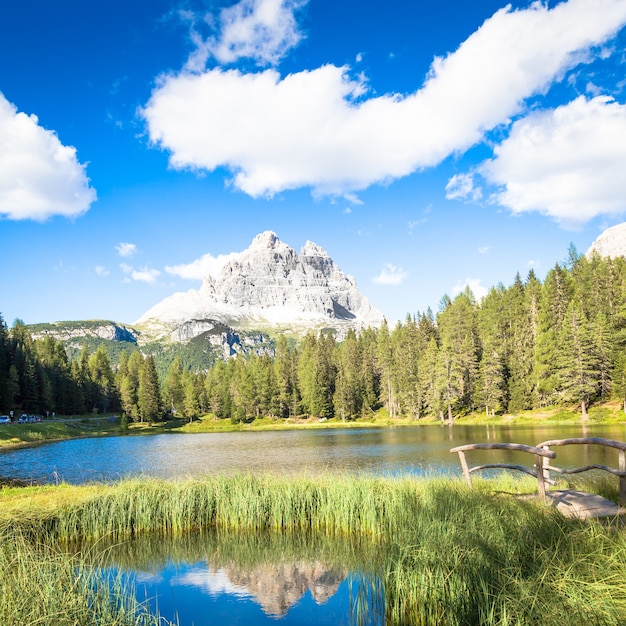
[587,222,626,259]
[300,240,329,257]
[137,232,383,340]
[250,230,284,251]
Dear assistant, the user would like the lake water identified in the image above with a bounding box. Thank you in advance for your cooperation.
[4,422,626,625]
[97,531,386,626]
[0,422,625,485]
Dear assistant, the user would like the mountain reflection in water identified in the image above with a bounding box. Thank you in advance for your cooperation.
[94,531,385,625]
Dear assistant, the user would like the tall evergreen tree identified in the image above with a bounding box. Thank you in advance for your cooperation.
[334,329,363,420]
[555,301,601,418]
[436,289,480,421]
[162,356,184,416]
[138,356,160,422]
[88,345,116,413]
[535,264,573,406]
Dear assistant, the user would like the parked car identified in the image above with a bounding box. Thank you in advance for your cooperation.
[0,415,11,424]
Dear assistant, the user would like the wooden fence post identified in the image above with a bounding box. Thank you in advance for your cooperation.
[535,453,547,501]
[458,450,472,488]
[619,450,626,506]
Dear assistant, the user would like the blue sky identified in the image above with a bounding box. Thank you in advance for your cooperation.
[2,0,626,326]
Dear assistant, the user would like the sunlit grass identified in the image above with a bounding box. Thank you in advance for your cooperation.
[0,525,170,626]
[2,473,626,625]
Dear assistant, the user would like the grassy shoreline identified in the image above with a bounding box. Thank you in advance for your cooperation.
[1,401,625,452]
[1,405,624,494]
[1,473,626,625]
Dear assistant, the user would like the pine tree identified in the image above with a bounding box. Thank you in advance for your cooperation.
[376,320,399,417]
[138,356,160,423]
[88,345,116,413]
[0,314,11,411]
[555,301,601,418]
[230,356,255,422]
[182,370,200,421]
[392,317,422,419]
[477,285,508,415]
[205,360,234,419]
[163,356,184,416]
[274,335,294,418]
[297,332,336,418]
[358,327,380,415]
[334,329,363,420]
[435,289,479,421]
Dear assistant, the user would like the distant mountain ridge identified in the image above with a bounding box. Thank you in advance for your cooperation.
[26,232,383,371]
[137,231,384,341]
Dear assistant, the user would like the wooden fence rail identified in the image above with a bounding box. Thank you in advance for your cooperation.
[449,443,557,500]
[537,437,626,507]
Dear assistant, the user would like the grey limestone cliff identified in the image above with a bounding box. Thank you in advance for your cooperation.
[137,231,384,341]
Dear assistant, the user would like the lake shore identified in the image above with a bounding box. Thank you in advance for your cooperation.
[1,401,625,452]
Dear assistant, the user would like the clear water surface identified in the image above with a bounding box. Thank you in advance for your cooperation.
[1,422,625,485]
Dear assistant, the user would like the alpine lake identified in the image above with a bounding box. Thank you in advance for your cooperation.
[2,421,625,625]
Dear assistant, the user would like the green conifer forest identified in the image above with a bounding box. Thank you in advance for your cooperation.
[2,251,626,422]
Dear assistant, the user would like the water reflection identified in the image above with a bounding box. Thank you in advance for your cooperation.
[94,531,385,626]
[0,423,624,485]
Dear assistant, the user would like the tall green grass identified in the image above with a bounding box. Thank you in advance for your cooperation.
[3,474,626,625]
[0,526,171,626]
[46,473,430,540]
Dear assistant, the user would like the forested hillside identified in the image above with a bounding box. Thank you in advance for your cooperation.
[2,249,626,422]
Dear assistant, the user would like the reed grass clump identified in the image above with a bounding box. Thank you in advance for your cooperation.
[0,525,170,625]
[3,473,626,625]
[43,473,434,541]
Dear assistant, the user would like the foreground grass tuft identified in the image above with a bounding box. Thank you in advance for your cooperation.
[2,474,626,625]
[0,526,168,626]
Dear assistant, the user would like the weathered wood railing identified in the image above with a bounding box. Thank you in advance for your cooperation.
[537,437,626,507]
[449,443,557,500]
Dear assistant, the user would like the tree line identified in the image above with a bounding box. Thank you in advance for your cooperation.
[2,248,626,422]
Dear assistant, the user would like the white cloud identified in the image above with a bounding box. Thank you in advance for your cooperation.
[343,192,363,205]
[174,568,252,598]
[115,242,138,257]
[120,263,160,284]
[95,265,110,276]
[142,0,626,198]
[482,96,626,226]
[478,246,491,254]
[408,217,427,233]
[445,173,482,202]
[186,0,307,70]
[165,252,239,280]
[372,263,409,286]
[451,278,488,300]
[0,94,96,220]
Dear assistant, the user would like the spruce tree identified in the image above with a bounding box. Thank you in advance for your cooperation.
[555,301,601,418]
[138,355,160,422]
[163,356,184,416]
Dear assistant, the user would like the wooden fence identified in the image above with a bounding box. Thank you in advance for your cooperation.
[449,443,556,500]
[450,437,626,505]
[537,437,626,507]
